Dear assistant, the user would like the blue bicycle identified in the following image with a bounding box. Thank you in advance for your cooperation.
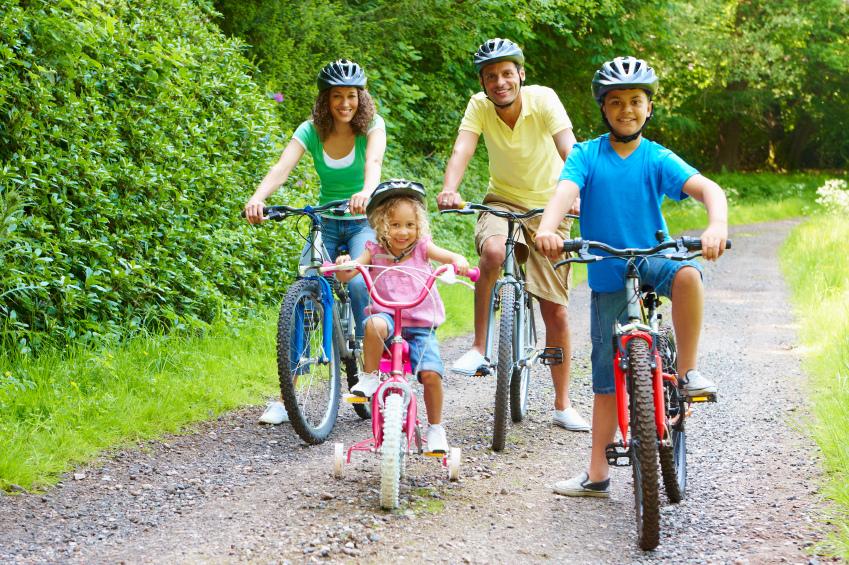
[255,200,368,444]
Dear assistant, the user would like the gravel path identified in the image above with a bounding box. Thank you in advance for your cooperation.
[0,220,835,564]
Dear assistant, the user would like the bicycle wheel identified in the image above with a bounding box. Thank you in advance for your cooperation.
[380,394,404,509]
[277,278,341,445]
[492,284,516,452]
[510,292,535,423]
[657,326,686,502]
[628,338,661,551]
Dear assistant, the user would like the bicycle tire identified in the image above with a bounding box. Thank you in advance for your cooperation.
[510,292,535,422]
[628,338,661,551]
[492,284,516,451]
[380,394,404,509]
[277,278,341,445]
[657,326,686,502]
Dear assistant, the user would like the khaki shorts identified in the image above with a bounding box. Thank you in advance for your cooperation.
[474,196,573,307]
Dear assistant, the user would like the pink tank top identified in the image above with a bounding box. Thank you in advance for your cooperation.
[365,237,446,328]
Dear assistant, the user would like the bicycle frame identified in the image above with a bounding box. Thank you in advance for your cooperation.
[482,216,533,370]
[291,205,359,365]
[612,259,670,445]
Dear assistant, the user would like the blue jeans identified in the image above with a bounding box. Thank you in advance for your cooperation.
[300,217,375,338]
[590,257,703,394]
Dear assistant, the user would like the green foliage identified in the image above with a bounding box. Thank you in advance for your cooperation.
[0,308,277,490]
[0,0,307,353]
[781,210,849,559]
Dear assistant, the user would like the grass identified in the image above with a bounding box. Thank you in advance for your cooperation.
[0,171,838,492]
[0,312,278,490]
[781,212,849,559]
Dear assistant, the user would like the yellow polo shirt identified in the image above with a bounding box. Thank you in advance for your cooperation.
[459,85,572,208]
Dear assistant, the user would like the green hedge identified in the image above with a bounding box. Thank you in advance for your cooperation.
[0,0,312,354]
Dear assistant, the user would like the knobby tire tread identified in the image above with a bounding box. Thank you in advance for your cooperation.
[277,279,340,445]
[657,325,686,503]
[492,285,516,452]
[510,292,534,423]
[380,394,404,509]
[629,339,661,551]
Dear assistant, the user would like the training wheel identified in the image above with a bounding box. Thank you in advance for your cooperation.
[447,447,461,481]
[333,442,345,478]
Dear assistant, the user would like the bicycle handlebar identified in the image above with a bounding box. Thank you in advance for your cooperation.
[240,199,350,221]
[318,263,479,310]
[555,237,733,268]
[440,202,579,222]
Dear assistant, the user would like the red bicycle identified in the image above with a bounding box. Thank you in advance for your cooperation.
[320,261,479,509]
[557,235,729,550]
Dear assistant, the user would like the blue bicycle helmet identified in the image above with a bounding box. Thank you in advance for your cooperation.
[473,38,525,73]
[591,56,658,106]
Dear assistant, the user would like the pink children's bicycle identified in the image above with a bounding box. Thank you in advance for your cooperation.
[319,261,479,509]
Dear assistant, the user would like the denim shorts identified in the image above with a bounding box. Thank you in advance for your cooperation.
[590,257,703,394]
[366,313,444,380]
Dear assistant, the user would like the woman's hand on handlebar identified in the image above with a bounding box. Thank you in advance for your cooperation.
[244,197,266,225]
[349,190,370,215]
[534,230,564,261]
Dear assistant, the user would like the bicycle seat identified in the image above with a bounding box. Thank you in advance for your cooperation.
[379,339,412,375]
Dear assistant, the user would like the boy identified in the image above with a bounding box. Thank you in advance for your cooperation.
[535,56,728,496]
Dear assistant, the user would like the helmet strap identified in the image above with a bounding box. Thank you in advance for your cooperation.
[487,83,522,109]
[601,109,653,143]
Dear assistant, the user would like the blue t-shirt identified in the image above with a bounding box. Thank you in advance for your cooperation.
[559,134,698,292]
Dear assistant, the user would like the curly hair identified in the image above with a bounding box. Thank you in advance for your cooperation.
[367,195,430,253]
[312,88,376,141]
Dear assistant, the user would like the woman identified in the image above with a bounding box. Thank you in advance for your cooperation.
[245,59,386,424]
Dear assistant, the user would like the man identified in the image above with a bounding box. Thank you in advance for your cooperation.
[437,38,589,431]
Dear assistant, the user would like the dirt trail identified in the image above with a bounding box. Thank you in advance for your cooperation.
[0,220,833,564]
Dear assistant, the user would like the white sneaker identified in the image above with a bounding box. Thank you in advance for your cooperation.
[425,424,448,454]
[552,407,591,432]
[553,471,610,497]
[682,370,717,395]
[451,349,488,375]
[351,372,380,398]
[259,401,289,424]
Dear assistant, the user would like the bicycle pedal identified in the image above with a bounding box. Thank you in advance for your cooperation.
[539,347,564,366]
[343,393,369,404]
[605,442,631,467]
[685,392,717,403]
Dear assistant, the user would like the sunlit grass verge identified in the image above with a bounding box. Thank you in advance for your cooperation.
[0,311,278,491]
[781,213,849,559]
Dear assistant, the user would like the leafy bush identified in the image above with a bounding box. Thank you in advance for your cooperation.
[0,0,311,354]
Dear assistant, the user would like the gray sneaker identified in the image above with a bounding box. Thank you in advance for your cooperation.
[552,407,591,432]
[682,370,717,395]
[553,471,610,498]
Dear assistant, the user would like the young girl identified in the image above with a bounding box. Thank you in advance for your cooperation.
[336,180,469,453]
[245,59,386,425]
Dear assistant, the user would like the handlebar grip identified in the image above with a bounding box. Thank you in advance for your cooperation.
[562,238,584,253]
[466,267,480,283]
[679,237,733,251]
